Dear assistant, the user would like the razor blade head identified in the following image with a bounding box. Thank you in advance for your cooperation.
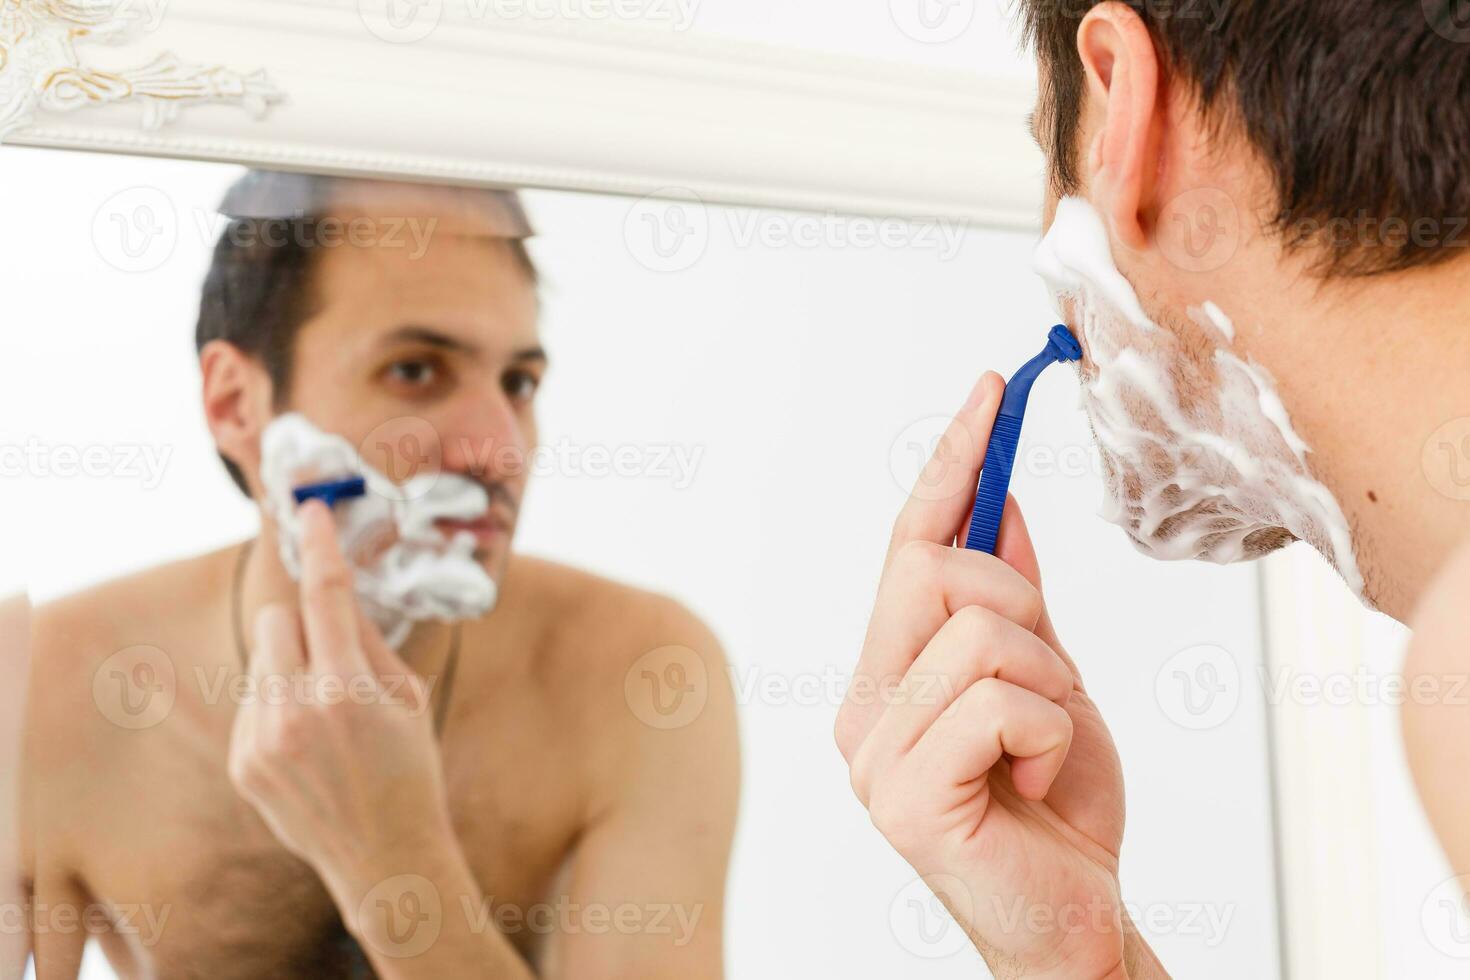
[1048,324,1083,363]
[292,476,368,509]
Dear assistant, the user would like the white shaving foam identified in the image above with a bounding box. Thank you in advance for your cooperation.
[1188,302,1236,345]
[260,414,498,647]
[1201,301,1235,343]
[1035,197,1363,595]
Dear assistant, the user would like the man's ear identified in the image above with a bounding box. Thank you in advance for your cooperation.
[1076,2,1163,251]
[200,340,273,494]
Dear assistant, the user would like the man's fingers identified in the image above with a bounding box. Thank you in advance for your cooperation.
[886,372,1005,566]
[250,603,306,681]
[910,677,1073,803]
[994,494,1048,595]
[993,495,1079,683]
[875,605,1073,751]
[353,607,406,677]
[873,543,1046,660]
[351,607,431,713]
[230,603,304,794]
[837,543,1048,761]
[297,500,365,672]
[846,607,1073,802]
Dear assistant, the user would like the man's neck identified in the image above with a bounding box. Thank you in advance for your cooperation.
[1225,252,1470,620]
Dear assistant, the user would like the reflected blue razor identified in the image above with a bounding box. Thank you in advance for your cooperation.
[963,324,1083,555]
[292,476,367,509]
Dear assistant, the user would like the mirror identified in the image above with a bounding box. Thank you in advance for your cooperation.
[8,145,1280,980]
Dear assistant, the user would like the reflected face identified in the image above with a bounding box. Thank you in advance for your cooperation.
[282,209,543,584]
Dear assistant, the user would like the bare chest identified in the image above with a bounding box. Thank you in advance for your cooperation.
[77,688,585,980]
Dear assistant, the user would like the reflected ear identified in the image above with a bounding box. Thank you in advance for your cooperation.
[1076,2,1162,251]
[200,340,273,495]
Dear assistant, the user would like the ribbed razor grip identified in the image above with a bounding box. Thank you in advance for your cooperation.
[964,413,1024,555]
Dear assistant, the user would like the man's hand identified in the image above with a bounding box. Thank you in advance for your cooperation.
[836,373,1159,980]
[229,500,451,893]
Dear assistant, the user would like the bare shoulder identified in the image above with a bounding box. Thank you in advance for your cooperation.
[28,549,234,752]
[1401,537,1470,872]
[496,553,739,794]
[501,553,730,679]
[32,548,231,669]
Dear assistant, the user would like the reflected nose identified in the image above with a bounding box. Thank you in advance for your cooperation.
[439,389,530,487]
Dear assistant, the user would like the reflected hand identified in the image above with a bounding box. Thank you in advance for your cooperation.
[836,373,1134,980]
[228,501,452,903]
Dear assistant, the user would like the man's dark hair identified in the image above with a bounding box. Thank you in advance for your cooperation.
[195,173,538,496]
[1019,0,1470,276]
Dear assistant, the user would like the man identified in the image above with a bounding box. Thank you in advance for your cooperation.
[836,2,1470,977]
[22,173,739,978]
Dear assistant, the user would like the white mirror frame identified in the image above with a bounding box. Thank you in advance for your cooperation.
[1,0,1043,229]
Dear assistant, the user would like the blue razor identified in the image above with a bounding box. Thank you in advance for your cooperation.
[292,476,367,509]
[963,324,1083,555]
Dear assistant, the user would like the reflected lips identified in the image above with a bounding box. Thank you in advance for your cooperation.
[435,510,512,547]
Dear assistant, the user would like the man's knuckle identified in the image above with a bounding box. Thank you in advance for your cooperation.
[1017,582,1045,629]
[953,603,998,643]
[847,741,880,805]
[833,708,858,761]
[868,788,917,849]
[965,675,1007,714]
[894,539,943,583]
[303,561,353,596]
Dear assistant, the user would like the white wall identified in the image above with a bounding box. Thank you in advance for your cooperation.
[7,144,1280,978]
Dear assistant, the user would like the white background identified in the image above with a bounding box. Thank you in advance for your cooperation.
[2,1,1459,977]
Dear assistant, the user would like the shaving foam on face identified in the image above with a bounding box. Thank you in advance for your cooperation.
[1034,197,1363,595]
[260,414,498,646]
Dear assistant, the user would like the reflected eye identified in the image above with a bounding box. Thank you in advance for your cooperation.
[386,358,438,388]
[503,369,540,404]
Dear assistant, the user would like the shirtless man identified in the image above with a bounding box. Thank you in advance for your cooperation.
[21,174,739,979]
[836,2,1470,976]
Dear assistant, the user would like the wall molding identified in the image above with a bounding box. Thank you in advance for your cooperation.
[2,0,1044,228]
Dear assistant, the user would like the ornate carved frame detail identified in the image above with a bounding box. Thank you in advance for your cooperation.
[0,0,283,140]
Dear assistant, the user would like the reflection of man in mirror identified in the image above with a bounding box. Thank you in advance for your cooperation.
[23,172,738,979]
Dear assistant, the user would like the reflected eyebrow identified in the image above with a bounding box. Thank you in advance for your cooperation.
[384,326,480,355]
[382,327,547,365]
[510,346,548,366]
